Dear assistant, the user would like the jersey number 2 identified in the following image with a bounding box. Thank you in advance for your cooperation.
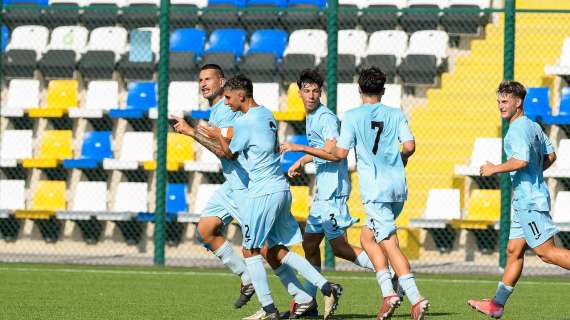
[371,121,384,155]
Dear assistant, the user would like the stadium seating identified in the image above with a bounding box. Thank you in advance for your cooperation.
[409,188,461,252]
[400,0,445,33]
[253,83,280,112]
[4,0,47,28]
[3,25,49,78]
[544,87,570,125]
[290,186,310,221]
[454,137,502,176]
[79,26,128,79]
[184,145,221,172]
[364,30,408,82]
[441,0,491,35]
[239,29,288,82]
[200,0,242,31]
[39,26,88,79]
[1,26,8,52]
[103,132,154,170]
[322,29,367,82]
[281,0,326,31]
[192,184,221,214]
[28,80,78,118]
[169,28,207,80]
[45,0,82,27]
[63,131,113,169]
[166,183,189,214]
[336,83,402,119]
[118,27,159,80]
[280,134,309,173]
[22,130,73,168]
[1,79,40,117]
[170,0,206,28]
[0,130,33,168]
[545,37,570,81]
[81,0,122,30]
[280,29,327,82]
[241,0,286,31]
[69,80,119,119]
[109,82,157,119]
[274,83,304,120]
[337,0,362,30]
[552,191,570,249]
[202,28,247,76]
[143,133,195,171]
[149,81,199,118]
[121,0,159,29]
[544,139,570,178]
[110,182,148,244]
[399,30,449,85]
[0,180,25,240]
[523,87,551,122]
[360,0,405,32]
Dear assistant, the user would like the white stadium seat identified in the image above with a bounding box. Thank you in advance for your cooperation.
[383,84,403,109]
[366,30,408,62]
[0,180,26,214]
[86,27,128,61]
[552,191,570,231]
[406,30,449,62]
[103,132,154,170]
[6,25,50,59]
[339,29,368,66]
[149,81,199,118]
[544,139,570,178]
[0,130,33,168]
[410,189,461,228]
[193,184,221,213]
[455,137,501,176]
[70,80,119,118]
[71,181,108,212]
[546,38,570,78]
[364,0,408,8]
[1,79,40,117]
[284,29,328,63]
[184,145,222,172]
[111,182,148,214]
[254,83,280,112]
[47,26,89,59]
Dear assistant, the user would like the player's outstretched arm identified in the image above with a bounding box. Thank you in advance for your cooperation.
[480,158,528,177]
[401,140,415,167]
[281,138,342,162]
[543,152,557,171]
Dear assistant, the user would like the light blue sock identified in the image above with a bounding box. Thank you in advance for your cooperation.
[282,251,328,289]
[354,251,375,271]
[214,241,251,285]
[376,269,396,297]
[274,264,313,304]
[494,282,513,306]
[399,273,421,305]
[302,265,320,298]
[245,255,273,307]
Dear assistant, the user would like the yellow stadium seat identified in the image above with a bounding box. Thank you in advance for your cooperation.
[143,133,194,171]
[347,172,366,224]
[290,186,310,222]
[274,83,305,121]
[16,181,66,219]
[28,80,78,118]
[22,130,73,168]
[452,189,500,229]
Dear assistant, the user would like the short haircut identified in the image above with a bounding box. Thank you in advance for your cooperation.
[358,67,387,96]
[297,68,324,90]
[224,74,253,98]
[497,80,526,102]
[200,64,224,78]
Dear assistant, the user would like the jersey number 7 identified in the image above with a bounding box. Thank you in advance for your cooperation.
[371,121,384,155]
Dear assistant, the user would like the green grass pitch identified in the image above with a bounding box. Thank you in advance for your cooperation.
[0,263,568,319]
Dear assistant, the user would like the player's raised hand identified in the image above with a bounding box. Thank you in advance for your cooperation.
[288,160,303,178]
[170,115,193,136]
[280,143,303,154]
[197,125,221,139]
[480,161,496,177]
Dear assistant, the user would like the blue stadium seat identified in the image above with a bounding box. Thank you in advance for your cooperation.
[204,28,247,59]
[167,183,188,214]
[248,29,288,60]
[63,131,113,169]
[190,110,211,119]
[287,0,325,7]
[524,87,550,121]
[1,26,8,52]
[247,0,286,6]
[4,0,48,5]
[208,0,246,6]
[170,28,207,57]
[544,87,570,125]
[109,82,157,119]
[280,135,309,173]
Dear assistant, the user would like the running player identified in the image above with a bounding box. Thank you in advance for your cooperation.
[325,67,429,320]
[467,80,570,319]
[208,75,343,320]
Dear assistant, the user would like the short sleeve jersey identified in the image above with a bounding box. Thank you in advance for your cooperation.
[337,103,414,203]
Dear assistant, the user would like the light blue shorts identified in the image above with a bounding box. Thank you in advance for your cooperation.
[509,209,559,248]
[201,183,246,228]
[364,202,404,242]
[241,190,303,250]
[305,196,359,240]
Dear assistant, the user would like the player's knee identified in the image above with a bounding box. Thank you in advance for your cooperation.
[195,221,220,249]
[506,242,524,258]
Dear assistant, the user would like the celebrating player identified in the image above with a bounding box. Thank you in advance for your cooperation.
[467,81,570,319]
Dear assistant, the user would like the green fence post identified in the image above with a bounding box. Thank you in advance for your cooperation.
[499,0,515,269]
[154,0,170,266]
[324,0,338,270]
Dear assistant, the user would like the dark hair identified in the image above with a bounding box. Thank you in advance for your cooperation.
[497,80,526,101]
[297,68,324,89]
[358,67,387,96]
[200,64,224,78]
[224,74,253,98]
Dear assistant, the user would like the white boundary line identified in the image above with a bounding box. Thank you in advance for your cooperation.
[0,267,568,286]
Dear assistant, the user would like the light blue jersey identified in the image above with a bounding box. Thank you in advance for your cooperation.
[306,104,350,200]
[504,116,554,211]
[229,106,289,197]
[337,103,414,203]
[208,99,249,191]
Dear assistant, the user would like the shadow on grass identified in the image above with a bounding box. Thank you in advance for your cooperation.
[336,312,458,319]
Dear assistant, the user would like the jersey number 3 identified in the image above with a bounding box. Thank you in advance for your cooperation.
[371,121,384,155]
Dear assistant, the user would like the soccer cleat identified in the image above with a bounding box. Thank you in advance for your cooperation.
[467,299,504,319]
[243,309,266,320]
[235,283,256,309]
[410,298,429,320]
[262,310,281,320]
[280,299,319,319]
[376,294,402,320]
[323,283,343,320]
